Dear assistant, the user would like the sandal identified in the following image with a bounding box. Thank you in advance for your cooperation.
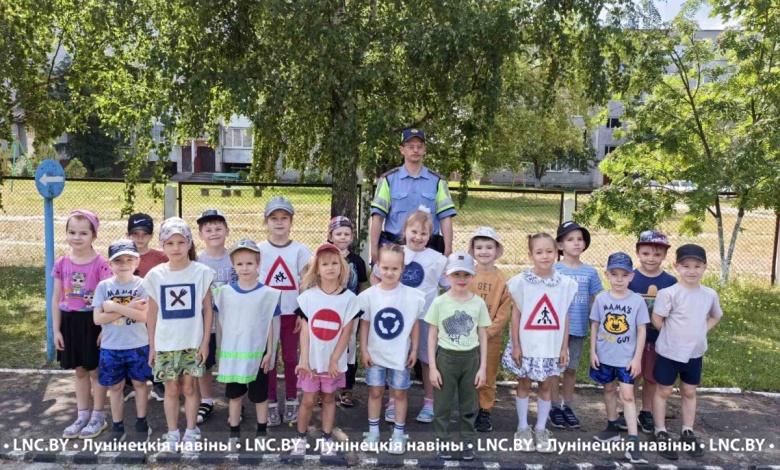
[340,391,354,407]
[197,402,214,424]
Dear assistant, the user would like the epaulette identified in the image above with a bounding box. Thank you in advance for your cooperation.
[379,167,401,178]
[428,169,446,180]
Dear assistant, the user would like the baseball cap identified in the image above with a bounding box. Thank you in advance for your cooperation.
[159,217,193,246]
[264,196,295,218]
[108,239,140,261]
[445,252,476,276]
[329,216,354,234]
[606,252,633,272]
[469,226,504,258]
[636,230,671,248]
[229,238,261,256]
[401,128,426,144]
[315,242,341,257]
[676,244,707,263]
[197,209,227,225]
[127,213,154,235]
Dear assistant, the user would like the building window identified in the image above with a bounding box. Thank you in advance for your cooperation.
[152,124,164,143]
[547,161,564,172]
[604,146,618,156]
[606,118,621,128]
[224,128,253,148]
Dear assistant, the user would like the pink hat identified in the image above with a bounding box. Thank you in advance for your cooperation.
[67,210,100,236]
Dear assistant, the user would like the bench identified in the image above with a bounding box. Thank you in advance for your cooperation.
[200,187,242,197]
[212,172,241,183]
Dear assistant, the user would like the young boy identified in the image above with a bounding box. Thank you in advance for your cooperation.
[214,239,281,448]
[551,221,603,428]
[619,230,677,434]
[196,209,235,424]
[328,216,368,407]
[258,196,312,426]
[589,252,649,464]
[92,239,153,443]
[653,244,722,460]
[467,227,511,433]
[127,213,168,401]
[426,252,490,461]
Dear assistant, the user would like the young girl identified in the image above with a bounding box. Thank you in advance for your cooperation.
[372,208,448,423]
[53,210,113,439]
[291,243,360,457]
[358,244,425,454]
[502,233,577,453]
[144,217,215,453]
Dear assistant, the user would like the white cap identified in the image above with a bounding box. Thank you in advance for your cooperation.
[445,252,476,275]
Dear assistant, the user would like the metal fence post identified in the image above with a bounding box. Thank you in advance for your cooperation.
[164,185,177,220]
[772,213,780,285]
[563,197,575,222]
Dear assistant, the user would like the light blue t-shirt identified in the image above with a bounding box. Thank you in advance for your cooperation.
[92,276,149,350]
[553,262,603,337]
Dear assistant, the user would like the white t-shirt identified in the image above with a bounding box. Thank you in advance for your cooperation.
[654,283,723,362]
[214,282,282,384]
[507,270,578,358]
[296,287,361,373]
[143,262,215,352]
[358,284,426,370]
[258,240,312,315]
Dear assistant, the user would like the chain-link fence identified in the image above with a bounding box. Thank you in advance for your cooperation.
[574,191,777,284]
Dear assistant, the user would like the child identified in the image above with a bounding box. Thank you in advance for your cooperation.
[589,252,649,464]
[358,244,425,454]
[196,209,235,424]
[291,243,361,456]
[328,216,368,407]
[502,233,577,453]
[92,239,153,443]
[258,196,312,426]
[618,230,677,434]
[551,221,603,428]
[426,252,490,461]
[213,239,282,448]
[652,244,722,460]
[468,227,511,433]
[127,212,168,402]
[144,217,215,453]
[53,210,113,439]
[373,209,448,424]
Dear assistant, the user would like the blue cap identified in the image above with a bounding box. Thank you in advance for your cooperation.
[401,128,426,144]
[606,252,633,272]
[108,239,140,261]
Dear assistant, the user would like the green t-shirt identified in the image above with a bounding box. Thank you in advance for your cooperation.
[425,293,491,351]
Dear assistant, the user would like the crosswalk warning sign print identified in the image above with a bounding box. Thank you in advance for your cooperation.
[524,294,560,330]
[265,257,297,290]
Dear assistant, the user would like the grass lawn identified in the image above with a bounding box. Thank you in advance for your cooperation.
[2,266,779,390]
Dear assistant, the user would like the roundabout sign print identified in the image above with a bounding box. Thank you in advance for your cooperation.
[374,307,404,340]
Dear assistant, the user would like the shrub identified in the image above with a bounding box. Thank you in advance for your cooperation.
[65,159,87,178]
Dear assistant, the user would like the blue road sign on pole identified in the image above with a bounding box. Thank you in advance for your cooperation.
[35,160,66,362]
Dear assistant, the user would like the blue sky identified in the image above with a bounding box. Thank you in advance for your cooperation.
[656,0,726,29]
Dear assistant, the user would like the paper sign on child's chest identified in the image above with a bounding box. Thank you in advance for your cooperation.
[524,294,561,330]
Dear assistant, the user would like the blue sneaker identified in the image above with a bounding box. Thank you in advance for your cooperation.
[415,406,434,423]
[549,407,566,429]
[561,405,581,428]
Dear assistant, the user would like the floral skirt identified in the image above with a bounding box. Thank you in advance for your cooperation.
[501,342,567,382]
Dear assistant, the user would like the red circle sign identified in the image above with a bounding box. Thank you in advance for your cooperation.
[310,308,342,341]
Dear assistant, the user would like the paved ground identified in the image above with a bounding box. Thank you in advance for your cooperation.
[0,371,778,468]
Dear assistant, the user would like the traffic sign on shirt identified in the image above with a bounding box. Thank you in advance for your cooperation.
[311,308,342,341]
[265,257,297,290]
[524,294,561,330]
[401,261,425,288]
[374,307,404,340]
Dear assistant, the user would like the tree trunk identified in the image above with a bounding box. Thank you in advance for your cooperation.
[713,197,727,283]
[722,207,745,285]
[328,90,359,222]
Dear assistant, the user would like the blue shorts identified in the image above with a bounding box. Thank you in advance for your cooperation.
[98,346,153,387]
[206,332,217,369]
[653,354,703,386]
[590,363,635,385]
[365,365,411,390]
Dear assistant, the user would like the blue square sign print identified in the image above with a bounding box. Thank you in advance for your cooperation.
[160,284,196,319]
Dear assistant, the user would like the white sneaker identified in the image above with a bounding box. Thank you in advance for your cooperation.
[228,436,240,452]
[534,428,556,453]
[181,430,201,454]
[159,432,180,453]
[63,416,89,439]
[319,438,337,457]
[388,434,408,455]
[290,436,308,456]
[514,427,535,452]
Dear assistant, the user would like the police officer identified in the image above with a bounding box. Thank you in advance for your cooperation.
[369,128,456,263]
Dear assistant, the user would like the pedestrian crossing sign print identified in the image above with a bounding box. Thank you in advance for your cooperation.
[524,294,560,330]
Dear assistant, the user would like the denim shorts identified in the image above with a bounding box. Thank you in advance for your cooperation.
[589,363,635,385]
[365,364,411,390]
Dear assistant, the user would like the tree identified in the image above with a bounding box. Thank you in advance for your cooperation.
[577,8,780,283]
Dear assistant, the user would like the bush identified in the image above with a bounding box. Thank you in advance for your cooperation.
[92,167,112,179]
[64,159,87,178]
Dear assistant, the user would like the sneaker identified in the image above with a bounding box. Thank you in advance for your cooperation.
[290,436,308,456]
[108,426,126,443]
[226,405,246,425]
[615,412,628,431]
[625,440,648,464]
[388,434,407,455]
[461,446,476,461]
[197,402,214,424]
[415,406,434,423]
[159,432,180,453]
[181,431,201,454]
[362,431,381,452]
[514,428,535,452]
[534,428,556,453]
[283,399,299,424]
[123,384,136,402]
[385,402,395,423]
[63,416,89,439]
[475,409,492,432]
[548,407,566,429]
[436,449,452,460]
[151,383,165,402]
[638,411,654,434]
[267,403,281,427]
[681,429,704,457]
[134,420,152,443]
[79,416,108,439]
[228,436,240,452]
[320,438,337,457]
[655,430,679,460]
[594,424,621,442]
[561,405,581,428]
